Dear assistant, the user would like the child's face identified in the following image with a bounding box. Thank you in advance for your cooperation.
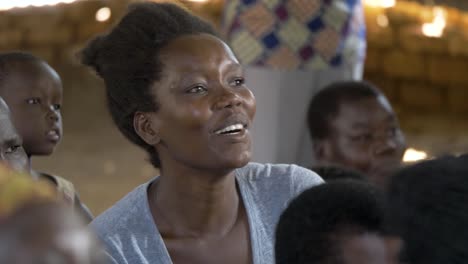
[340,232,388,264]
[0,61,63,156]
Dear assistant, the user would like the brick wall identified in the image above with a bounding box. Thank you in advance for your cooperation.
[363,1,468,157]
[364,1,468,115]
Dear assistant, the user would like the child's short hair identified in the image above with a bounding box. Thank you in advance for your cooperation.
[310,165,366,182]
[275,180,385,264]
[0,52,43,82]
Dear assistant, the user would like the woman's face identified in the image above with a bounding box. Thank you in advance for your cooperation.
[148,34,256,173]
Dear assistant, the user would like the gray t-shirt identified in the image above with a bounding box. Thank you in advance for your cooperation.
[91,163,323,264]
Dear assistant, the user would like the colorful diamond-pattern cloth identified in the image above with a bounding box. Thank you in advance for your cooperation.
[222,0,366,71]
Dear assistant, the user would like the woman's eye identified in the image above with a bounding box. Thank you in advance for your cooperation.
[26,98,40,105]
[53,104,61,110]
[231,78,245,87]
[5,145,20,154]
[187,86,207,94]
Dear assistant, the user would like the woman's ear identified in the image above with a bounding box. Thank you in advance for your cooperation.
[133,112,160,145]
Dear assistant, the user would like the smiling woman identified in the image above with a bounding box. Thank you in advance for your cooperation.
[80,2,323,264]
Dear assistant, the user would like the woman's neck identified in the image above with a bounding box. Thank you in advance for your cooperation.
[149,166,241,239]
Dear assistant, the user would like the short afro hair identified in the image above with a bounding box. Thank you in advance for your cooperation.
[275,180,385,264]
[0,52,43,84]
[386,155,468,264]
[307,81,382,141]
[310,165,366,182]
[80,2,217,168]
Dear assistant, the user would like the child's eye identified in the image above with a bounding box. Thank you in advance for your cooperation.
[5,145,20,154]
[53,104,61,110]
[26,98,40,105]
[187,85,207,94]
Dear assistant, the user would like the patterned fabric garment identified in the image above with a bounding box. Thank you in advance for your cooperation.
[222,0,366,71]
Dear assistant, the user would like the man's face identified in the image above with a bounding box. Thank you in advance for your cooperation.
[0,100,28,172]
[318,95,406,188]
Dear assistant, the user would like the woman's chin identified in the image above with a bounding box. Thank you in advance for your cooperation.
[226,152,252,169]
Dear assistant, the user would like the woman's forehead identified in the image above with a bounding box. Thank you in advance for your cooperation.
[161,34,237,61]
[157,34,241,78]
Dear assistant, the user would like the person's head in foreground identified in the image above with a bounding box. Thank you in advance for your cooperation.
[0,165,107,264]
[276,179,388,264]
[0,52,63,158]
[386,155,468,264]
[0,96,28,172]
[310,165,366,182]
[307,81,406,189]
[0,203,107,264]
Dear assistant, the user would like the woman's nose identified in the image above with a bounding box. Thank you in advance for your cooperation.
[213,88,242,110]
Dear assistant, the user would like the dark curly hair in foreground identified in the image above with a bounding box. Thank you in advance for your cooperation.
[275,179,385,264]
[386,155,468,264]
[310,165,366,182]
[80,2,217,168]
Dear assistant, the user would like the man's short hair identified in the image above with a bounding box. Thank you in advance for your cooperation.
[307,81,382,141]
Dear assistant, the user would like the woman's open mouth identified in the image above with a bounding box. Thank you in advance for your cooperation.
[214,123,245,135]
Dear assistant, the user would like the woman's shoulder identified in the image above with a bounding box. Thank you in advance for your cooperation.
[90,179,171,263]
[237,162,323,183]
[91,180,154,237]
[236,162,324,196]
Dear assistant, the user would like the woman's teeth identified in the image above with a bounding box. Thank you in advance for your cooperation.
[215,124,244,135]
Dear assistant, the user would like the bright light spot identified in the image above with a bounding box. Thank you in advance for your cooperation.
[422,7,446,38]
[364,0,395,8]
[376,14,389,27]
[95,7,111,22]
[403,148,428,163]
[0,0,78,11]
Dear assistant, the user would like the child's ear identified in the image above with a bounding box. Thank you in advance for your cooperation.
[133,112,160,145]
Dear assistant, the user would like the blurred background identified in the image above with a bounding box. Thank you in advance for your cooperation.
[0,0,467,214]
